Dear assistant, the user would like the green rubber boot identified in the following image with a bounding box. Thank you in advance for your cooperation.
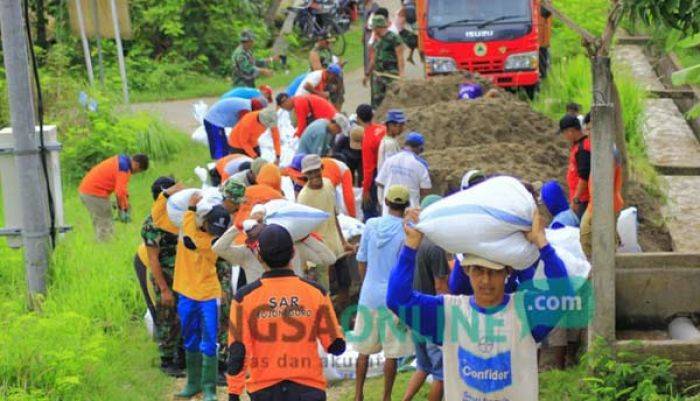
[201,354,218,401]
[175,351,202,398]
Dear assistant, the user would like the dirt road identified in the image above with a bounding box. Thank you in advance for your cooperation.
[133,0,423,135]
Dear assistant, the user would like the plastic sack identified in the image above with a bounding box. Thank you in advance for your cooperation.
[617,207,642,253]
[286,72,308,96]
[262,199,329,241]
[320,343,385,382]
[338,213,365,240]
[193,100,208,125]
[192,125,208,146]
[458,83,483,100]
[144,309,154,336]
[166,187,223,227]
[417,176,538,269]
[532,227,591,291]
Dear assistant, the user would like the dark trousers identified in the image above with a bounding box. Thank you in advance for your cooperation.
[230,146,260,158]
[249,381,325,401]
[362,175,380,222]
[204,119,231,160]
[134,254,157,321]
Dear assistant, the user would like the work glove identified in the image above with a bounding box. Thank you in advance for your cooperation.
[118,208,131,223]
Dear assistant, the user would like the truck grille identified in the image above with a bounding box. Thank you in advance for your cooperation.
[459,59,504,73]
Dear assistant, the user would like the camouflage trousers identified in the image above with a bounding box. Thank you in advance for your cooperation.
[216,259,234,366]
[149,266,181,361]
[371,74,397,108]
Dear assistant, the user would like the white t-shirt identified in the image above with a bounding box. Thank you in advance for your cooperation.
[377,136,401,172]
[441,295,538,401]
[376,150,431,214]
[294,70,324,96]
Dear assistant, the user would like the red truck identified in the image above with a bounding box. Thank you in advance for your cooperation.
[416,0,552,97]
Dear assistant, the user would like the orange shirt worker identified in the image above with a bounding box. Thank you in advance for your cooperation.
[227,224,346,401]
[78,154,149,241]
[228,107,281,163]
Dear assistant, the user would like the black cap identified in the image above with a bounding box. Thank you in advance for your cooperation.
[559,115,581,134]
[258,224,294,268]
[150,176,176,200]
[204,205,231,237]
[356,104,374,123]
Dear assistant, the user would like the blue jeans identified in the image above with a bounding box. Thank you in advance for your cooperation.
[204,119,230,160]
[178,295,219,357]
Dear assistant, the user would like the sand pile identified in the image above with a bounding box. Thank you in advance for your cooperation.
[382,74,672,251]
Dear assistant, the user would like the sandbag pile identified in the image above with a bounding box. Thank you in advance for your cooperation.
[166,187,223,227]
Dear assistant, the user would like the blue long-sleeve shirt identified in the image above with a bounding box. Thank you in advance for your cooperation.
[387,244,571,346]
[448,257,536,295]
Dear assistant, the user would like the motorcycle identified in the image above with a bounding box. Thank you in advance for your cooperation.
[288,0,350,56]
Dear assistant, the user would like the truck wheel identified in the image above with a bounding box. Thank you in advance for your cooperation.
[524,85,539,100]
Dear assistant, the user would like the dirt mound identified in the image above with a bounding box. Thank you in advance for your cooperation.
[382,76,672,252]
[378,73,496,115]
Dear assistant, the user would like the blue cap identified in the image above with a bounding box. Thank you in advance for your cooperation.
[541,180,570,216]
[290,153,306,172]
[386,109,407,124]
[405,132,424,147]
[327,63,342,76]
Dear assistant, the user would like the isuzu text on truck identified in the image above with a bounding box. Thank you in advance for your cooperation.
[416,0,552,97]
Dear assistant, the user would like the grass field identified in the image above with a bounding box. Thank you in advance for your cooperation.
[0,138,210,401]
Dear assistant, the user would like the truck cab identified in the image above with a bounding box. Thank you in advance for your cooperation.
[417,0,547,94]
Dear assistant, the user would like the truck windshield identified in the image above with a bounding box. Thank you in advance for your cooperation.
[428,0,531,28]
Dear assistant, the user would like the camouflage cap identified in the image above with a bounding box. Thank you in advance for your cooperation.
[220,178,246,203]
[240,29,256,42]
[371,14,389,28]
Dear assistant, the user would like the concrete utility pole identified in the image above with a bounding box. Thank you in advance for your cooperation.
[0,0,51,302]
[589,56,617,344]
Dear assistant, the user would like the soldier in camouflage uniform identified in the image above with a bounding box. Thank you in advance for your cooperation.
[365,15,405,108]
[135,177,183,377]
[310,31,345,110]
[231,30,273,87]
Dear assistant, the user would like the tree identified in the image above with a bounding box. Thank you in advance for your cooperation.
[541,0,700,345]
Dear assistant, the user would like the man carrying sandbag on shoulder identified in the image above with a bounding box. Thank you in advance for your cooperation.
[387,208,576,401]
[298,154,356,292]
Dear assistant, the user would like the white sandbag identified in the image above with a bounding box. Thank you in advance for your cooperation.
[281,176,296,201]
[338,213,365,240]
[617,207,642,253]
[192,125,208,146]
[319,343,385,381]
[532,227,591,292]
[417,176,538,269]
[166,187,223,227]
[262,199,329,241]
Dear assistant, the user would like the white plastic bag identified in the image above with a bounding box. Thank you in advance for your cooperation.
[262,199,329,241]
[532,227,591,292]
[417,176,538,269]
[338,213,365,240]
[144,309,154,336]
[193,100,208,125]
[192,125,208,146]
[617,207,642,253]
[320,343,385,381]
[166,187,223,227]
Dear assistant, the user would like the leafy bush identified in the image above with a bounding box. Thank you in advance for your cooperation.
[61,107,187,183]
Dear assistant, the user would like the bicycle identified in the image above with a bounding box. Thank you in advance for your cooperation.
[288,1,349,56]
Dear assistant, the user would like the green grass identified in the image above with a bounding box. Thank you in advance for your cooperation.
[130,26,365,102]
[0,134,210,401]
[330,371,431,401]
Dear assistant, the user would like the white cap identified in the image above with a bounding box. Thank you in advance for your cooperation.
[332,113,351,136]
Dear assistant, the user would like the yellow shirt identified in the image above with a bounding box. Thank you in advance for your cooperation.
[173,210,222,301]
[297,178,343,257]
[151,193,180,235]
[137,243,151,268]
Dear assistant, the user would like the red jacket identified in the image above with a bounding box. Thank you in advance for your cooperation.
[361,123,387,194]
[567,137,591,203]
[79,155,132,209]
[293,94,337,138]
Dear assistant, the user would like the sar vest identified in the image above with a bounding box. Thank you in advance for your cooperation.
[442,295,538,401]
